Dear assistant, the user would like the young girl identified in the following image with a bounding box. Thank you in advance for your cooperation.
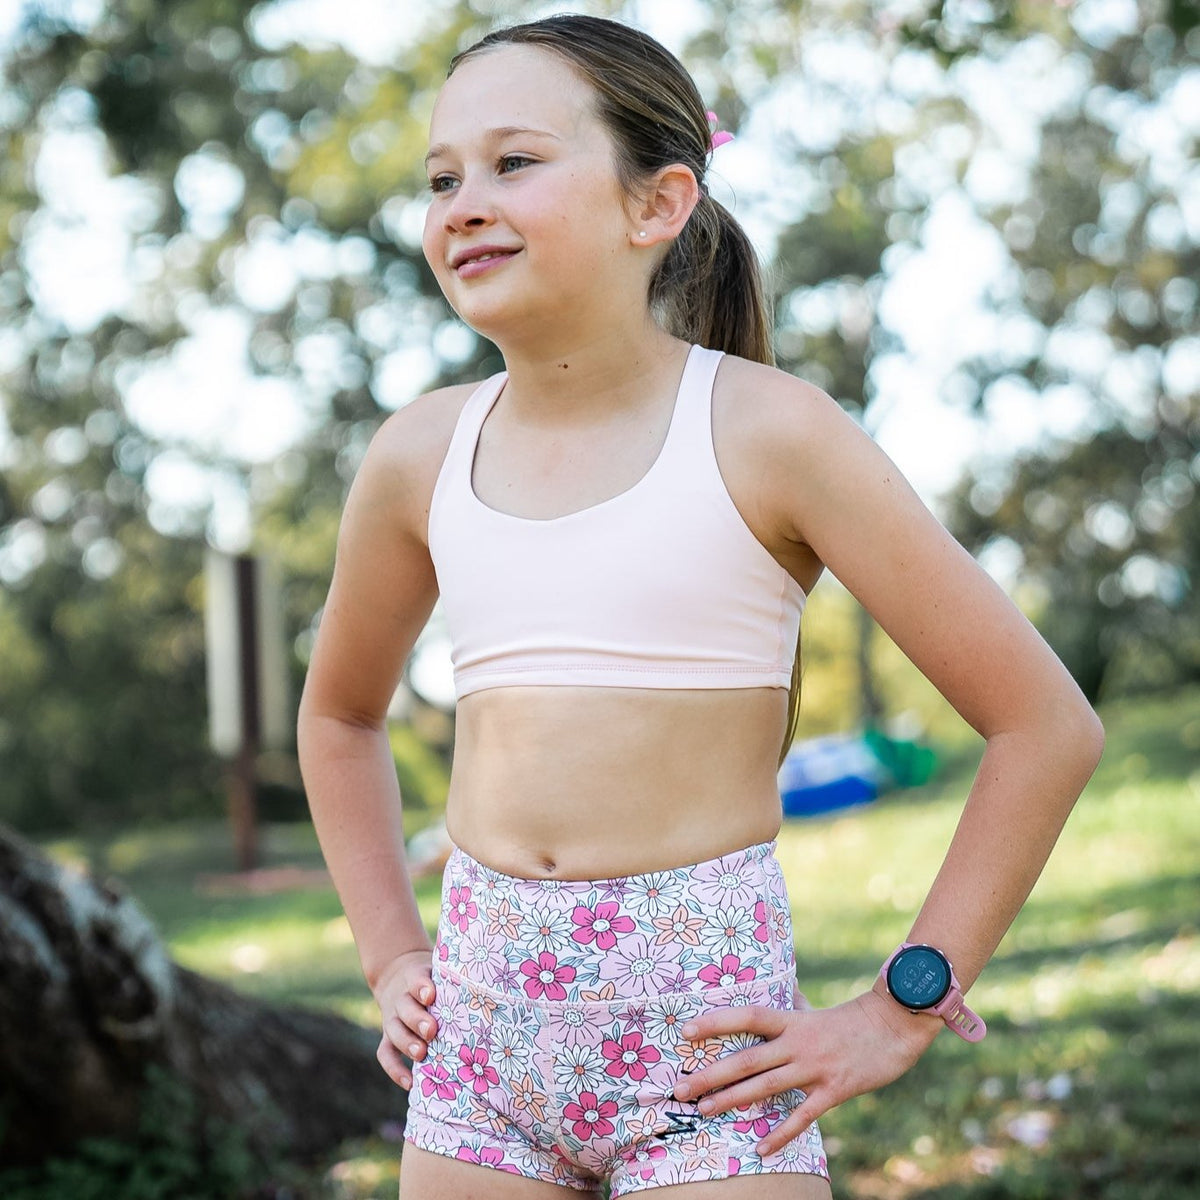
[297,14,1103,1198]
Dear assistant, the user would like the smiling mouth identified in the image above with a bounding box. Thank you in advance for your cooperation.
[455,249,520,273]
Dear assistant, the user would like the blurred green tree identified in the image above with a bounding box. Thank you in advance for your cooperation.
[0,0,1195,832]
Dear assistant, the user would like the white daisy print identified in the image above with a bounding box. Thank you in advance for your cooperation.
[521,904,574,956]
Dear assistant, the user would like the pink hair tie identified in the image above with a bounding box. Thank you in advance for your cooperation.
[706,110,734,150]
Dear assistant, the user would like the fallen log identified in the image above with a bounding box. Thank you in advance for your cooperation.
[0,823,402,1168]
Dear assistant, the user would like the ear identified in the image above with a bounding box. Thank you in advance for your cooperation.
[629,163,700,247]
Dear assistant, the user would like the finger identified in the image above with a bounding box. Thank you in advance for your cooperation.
[756,1096,825,1158]
[376,1035,414,1090]
[681,1004,788,1042]
[383,1015,429,1061]
[692,1064,798,1118]
[674,1043,782,1102]
[395,990,439,1041]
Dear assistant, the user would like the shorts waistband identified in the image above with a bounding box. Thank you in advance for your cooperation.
[434,840,796,1004]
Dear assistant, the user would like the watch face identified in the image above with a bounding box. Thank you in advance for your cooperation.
[887,945,952,1010]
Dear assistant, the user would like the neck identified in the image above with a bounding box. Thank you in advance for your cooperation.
[489,319,690,426]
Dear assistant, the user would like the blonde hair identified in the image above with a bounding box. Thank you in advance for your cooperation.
[452,15,803,766]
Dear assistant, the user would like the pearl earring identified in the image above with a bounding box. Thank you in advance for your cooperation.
[638,231,647,239]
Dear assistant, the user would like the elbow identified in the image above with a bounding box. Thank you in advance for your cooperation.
[1080,704,1106,774]
[1057,692,1105,783]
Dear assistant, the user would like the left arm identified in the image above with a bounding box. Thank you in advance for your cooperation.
[676,373,1104,1151]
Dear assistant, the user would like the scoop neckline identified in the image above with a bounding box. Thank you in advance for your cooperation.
[466,344,700,525]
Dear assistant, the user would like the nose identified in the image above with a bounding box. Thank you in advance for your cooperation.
[441,173,495,233]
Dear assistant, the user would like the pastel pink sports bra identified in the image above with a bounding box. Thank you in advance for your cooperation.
[427,344,805,700]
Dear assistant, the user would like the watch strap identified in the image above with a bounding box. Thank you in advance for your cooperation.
[929,985,986,1042]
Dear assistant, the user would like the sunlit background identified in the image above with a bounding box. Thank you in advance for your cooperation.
[1,0,1197,1194]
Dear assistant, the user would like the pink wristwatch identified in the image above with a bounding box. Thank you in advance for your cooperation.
[880,943,986,1042]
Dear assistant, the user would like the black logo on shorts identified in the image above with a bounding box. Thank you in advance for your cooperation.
[655,1109,702,1140]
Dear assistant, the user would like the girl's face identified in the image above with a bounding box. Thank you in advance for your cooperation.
[422,44,643,340]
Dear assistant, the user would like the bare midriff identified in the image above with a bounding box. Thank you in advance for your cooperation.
[445,684,789,879]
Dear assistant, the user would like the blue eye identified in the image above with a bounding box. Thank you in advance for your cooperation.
[498,154,533,173]
[427,155,534,195]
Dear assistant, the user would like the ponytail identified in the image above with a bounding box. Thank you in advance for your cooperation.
[651,193,775,369]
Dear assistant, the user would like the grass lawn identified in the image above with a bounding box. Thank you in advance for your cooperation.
[42,686,1200,1198]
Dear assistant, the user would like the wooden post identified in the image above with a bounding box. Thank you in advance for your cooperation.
[231,554,260,872]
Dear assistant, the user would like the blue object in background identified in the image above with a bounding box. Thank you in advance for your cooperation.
[778,730,939,818]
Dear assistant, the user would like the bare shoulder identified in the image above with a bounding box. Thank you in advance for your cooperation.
[712,354,864,555]
[353,381,480,538]
[714,354,847,445]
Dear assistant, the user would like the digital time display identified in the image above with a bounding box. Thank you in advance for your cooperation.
[886,945,952,1009]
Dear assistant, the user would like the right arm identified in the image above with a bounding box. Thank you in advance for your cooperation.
[296,390,458,1087]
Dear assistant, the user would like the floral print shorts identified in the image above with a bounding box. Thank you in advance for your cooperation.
[403,839,829,1194]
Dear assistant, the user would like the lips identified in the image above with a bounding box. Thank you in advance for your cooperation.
[451,245,521,271]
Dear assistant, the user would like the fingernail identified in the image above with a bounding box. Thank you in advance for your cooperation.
[699,1099,714,1113]
[410,1042,422,1056]
[682,1023,697,1037]
[420,1022,433,1037]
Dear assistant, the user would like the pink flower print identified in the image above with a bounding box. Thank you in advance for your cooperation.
[519,951,576,1001]
[596,934,682,998]
[563,1091,618,1141]
[601,1030,662,1081]
[698,954,756,990]
[447,885,477,933]
[485,898,522,940]
[732,1109,775,1139]
[457,1043,500,1094]
[690,853,758,908]
[455,1146,520,1174]
[652,904,705,947]
[419,1061,460,1100]
[571,901,635,950]
[728,1155,742,1174]
[436,939,449,962]
[753,900,771,944]
[625,1142,668,1181]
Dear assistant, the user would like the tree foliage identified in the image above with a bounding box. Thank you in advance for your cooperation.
[0,0,1195,827]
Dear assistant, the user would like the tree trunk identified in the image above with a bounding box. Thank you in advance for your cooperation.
[0,822,403,1168]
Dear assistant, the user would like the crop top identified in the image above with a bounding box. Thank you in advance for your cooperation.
[426,343,806,700]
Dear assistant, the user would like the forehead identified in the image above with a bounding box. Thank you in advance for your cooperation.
[429,44,599,147]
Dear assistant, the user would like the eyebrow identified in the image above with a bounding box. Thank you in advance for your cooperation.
[424,126,561,167]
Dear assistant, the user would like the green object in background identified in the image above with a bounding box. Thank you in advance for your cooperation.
[863,727,939,788]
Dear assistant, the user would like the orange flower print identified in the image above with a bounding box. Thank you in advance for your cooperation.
[677,1037,723,1074]
[511,1073,549,1122]
[466,988,499,1019]
[486,898,522,940]
[580,981,618,1002]
[652,905,705,947]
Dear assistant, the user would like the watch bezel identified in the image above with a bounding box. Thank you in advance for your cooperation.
[885,943,954,1011]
